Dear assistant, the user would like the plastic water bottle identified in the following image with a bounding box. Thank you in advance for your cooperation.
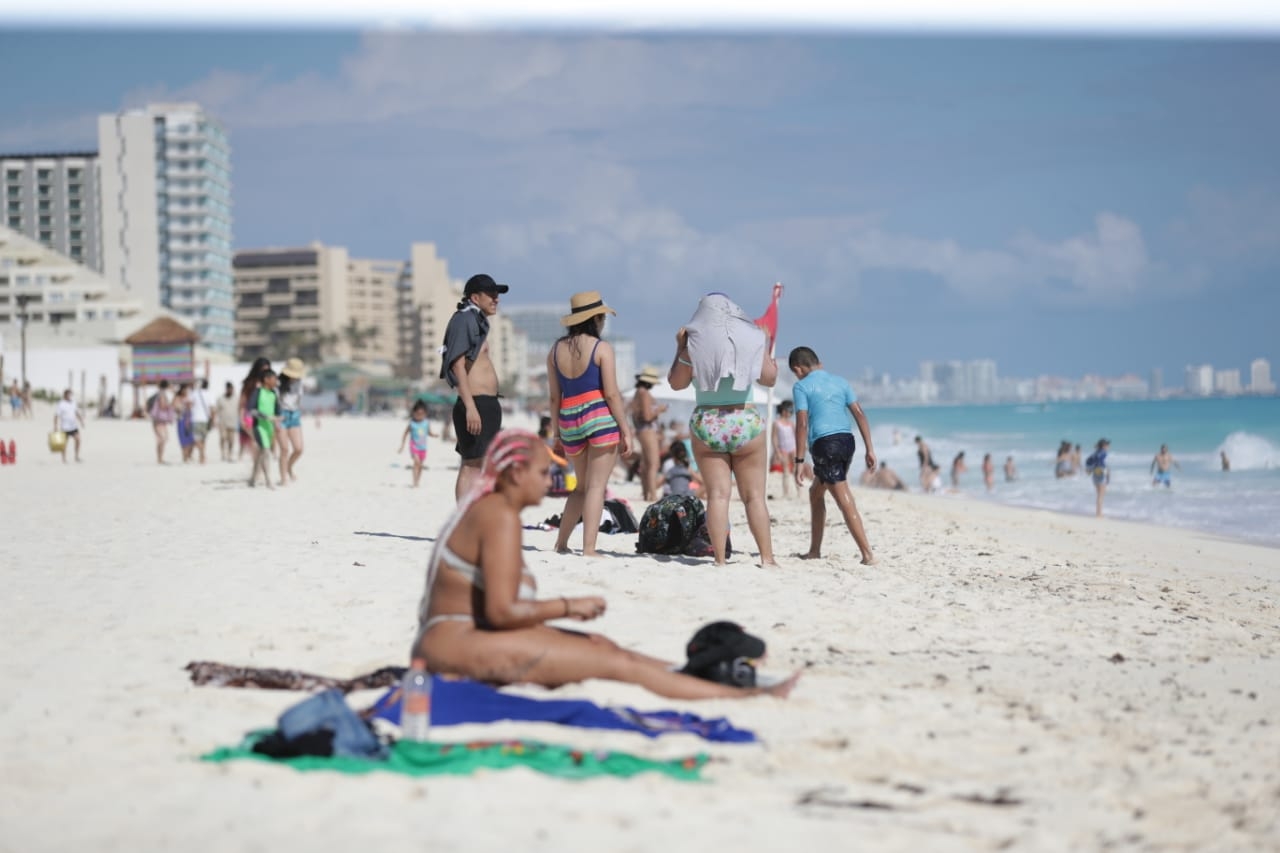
[400,658,432,742]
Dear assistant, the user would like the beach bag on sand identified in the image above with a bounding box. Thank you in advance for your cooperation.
[252,689,388,760]
[681,621,765,687]
[637,495,730,558]
[600,497,639,534]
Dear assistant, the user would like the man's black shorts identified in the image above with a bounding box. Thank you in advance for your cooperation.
[453,395,503,461]
[812,432,856,485]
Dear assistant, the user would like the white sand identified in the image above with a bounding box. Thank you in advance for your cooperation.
[2,403,1278,852]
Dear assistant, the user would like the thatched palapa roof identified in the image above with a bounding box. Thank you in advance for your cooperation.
[124,316,200,346]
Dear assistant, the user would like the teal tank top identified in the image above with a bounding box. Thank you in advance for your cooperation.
[695,376,752,407]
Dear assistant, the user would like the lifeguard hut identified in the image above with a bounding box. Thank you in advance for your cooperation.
[124,317,200,416]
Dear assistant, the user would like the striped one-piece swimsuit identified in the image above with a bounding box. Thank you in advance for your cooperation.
[556,339,620,456]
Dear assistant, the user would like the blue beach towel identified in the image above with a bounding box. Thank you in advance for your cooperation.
[367,676,756,744]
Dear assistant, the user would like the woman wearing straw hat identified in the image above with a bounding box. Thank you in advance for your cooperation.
[628,366,669,502]
[547,291,634,557]
[668,293,779,567]
[276,357,306,485]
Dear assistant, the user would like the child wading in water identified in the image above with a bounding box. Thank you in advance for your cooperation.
[788,346,878,566]
[248,370,283,489]
[398,401,439,487]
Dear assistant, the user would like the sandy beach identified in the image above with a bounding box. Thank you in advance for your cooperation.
[2,403,1278,852]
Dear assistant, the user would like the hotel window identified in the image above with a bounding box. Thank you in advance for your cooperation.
[70,230,83,242]
[295,290,318,306]
[68,200,80,211]
[38,200,50,212]
[266,277,290,294]
[68,168,82,180]
[38,215,51,227]
[5,185,19,197]
[70,246,82,259]
[268,305,291,319]
[4,169,20,180]
[6,201,18,213]
[69,214,82,226]
[36,169,51,180]
[6,217,18,228]
[68,183,82,196]
[37,185,51,197]
[39,230,52,241]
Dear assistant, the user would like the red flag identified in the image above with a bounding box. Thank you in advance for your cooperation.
[754,282,783,350]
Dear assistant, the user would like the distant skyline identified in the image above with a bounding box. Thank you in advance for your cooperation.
[1,29,1277,379]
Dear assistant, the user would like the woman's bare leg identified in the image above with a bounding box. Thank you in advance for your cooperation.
[579,443,619,556]
[639,429,661,501]
[286,426,303,479]
[276,429,292,486]
[730,431,776,566]
[154,424,167,464]
[554,453,587,553]
[691,437,733,564]
[421,624,798,700]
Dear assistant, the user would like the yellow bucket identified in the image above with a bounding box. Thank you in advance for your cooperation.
[48,430,67,452]
[564,473,577,492]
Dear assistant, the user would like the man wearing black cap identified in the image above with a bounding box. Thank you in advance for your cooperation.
[440,273,509,500]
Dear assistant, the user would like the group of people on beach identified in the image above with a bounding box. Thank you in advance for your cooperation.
[5,380,33,418]
[408,276,898,700]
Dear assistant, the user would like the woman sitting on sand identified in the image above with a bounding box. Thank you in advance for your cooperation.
[414,428,797,700]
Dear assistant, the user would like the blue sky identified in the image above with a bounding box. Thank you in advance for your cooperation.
[1,29,1278,381]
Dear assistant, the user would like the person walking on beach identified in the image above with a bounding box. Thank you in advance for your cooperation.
[1150,444,1180,488]
[628,367,668,502]
[175,383,197,462]
[239,358,272,463]
[247,369,282,489]
[20,381,33,418]
[8,380,21,417]
[148,379,175,464]
[951,451,968,488]
[189,378,213,464]
[547,291,633,557]
[441,273,508,501]
[1086,438,1111,517]
[1004,455,1018,482]
[398,400,438,488]
[215,382,239,462]
[276,358,306,485]
[771,400,798,498]
[982,452,995,491]
[669,293,778,567]
[53,389,84,463]
[788,346,877,566]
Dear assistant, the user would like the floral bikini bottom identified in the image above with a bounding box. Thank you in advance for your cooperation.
[689,406,763,454]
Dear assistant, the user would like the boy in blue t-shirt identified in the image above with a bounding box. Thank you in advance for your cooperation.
[788,346,877,565]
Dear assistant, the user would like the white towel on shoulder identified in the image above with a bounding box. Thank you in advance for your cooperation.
[683,293,767,393]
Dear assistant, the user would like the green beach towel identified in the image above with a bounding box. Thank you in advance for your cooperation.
[202,732,708,782]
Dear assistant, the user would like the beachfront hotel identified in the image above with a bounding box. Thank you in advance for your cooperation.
[1,152,102,272]
[233,240,529,392]
[98,103,235,355]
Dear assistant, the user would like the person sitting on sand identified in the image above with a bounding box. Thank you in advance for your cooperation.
[414,429,798,700]
[788,346,877,566]
[860,461,907,491]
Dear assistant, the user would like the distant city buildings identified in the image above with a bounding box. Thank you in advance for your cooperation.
[233,240,529,393]
[1251,358,1276,395]
[847,355,1275,406]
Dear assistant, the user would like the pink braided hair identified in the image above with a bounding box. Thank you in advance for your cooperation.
[419,429,543,625]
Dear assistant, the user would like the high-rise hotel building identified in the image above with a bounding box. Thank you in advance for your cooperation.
[98,103,234,353]
[1,152,102,270]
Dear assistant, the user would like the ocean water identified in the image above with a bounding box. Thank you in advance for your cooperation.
[864,397,1280,548]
